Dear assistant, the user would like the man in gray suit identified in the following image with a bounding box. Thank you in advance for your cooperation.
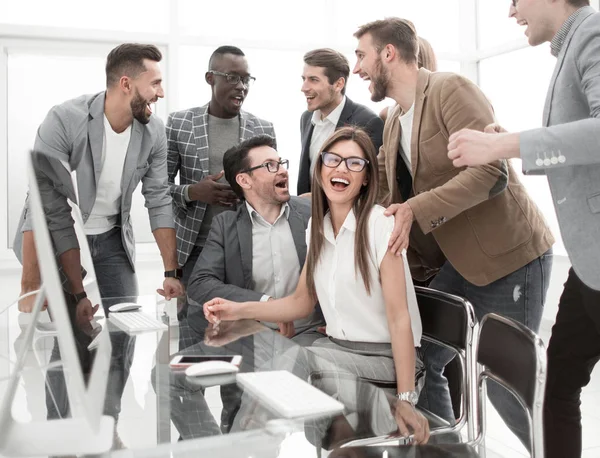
[186,134,325,346]
[167,46,276,319]
[17,42,183,316]
[14,44,183,440]
[448,1,599,456]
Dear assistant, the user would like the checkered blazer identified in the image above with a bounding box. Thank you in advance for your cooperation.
[166,104,276,267]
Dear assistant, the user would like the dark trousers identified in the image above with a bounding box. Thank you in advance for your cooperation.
[544,268,600,458]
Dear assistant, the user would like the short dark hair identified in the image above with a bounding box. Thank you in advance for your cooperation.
[105,43,162,87]
[208,45,245,71]
[223,134,277,199]
[303,48,350,95]
[566,0,590,6]
[354,18,419,65]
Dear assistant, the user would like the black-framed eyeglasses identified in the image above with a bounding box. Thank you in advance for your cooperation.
[321,151,369,172]
[242,159,289,174]
[209,70,256,86]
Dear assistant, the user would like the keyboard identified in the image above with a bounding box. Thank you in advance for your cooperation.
[236,370,345,419]
[108,311,167,333]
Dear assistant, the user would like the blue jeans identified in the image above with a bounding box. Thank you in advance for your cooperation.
[417,249,553,450]
[46,227,138,420]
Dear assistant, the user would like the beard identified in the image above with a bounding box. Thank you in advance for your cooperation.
[131,88,151,125]
[370,57,390,103]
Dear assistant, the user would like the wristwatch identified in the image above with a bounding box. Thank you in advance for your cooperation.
[396,391,419,406]
[70,290,87,304]
[164,269,183,280]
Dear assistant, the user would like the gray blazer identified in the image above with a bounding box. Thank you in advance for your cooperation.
[187,197,325,334]
[14,91,173,270]
[520,7,600,290]
[166,104,276,267]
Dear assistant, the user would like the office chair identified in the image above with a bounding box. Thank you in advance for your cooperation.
[335,312,547,457]
[346,286,478,447]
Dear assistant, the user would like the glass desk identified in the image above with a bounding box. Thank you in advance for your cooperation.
[0,295,412,458]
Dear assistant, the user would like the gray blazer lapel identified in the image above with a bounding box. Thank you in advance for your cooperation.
[288,206,307,265]
[543,7,595,126]
[88,93,105,185]
[122,121,144,194]
[193,105,210,175]
[240,111,255,141]
[237,207,254,287]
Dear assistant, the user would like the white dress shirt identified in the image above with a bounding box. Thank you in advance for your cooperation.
[84,116,131,235]
[309,96,347,178]
[308,205,422,345]
[398,104,414,173]
[245,202,301,302]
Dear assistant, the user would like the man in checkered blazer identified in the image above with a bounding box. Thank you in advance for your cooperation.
[166,46,276,319]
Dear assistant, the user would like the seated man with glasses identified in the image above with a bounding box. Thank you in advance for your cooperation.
[187,134,325,345]
[166,45,276,322]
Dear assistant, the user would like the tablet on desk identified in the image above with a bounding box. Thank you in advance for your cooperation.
[169,354,242,370]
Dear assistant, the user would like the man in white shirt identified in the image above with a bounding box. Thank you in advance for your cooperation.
[298,48,383,195]
[186,134,325,345]
[13,44,183,443]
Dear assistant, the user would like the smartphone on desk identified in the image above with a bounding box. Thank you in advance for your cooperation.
[169,354,242,370]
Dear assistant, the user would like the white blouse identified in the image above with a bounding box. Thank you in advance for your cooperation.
[307,205,422,346]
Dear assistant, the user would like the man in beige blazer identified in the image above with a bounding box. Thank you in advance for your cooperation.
[353,18,554,449]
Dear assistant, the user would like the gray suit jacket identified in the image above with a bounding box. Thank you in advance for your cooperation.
[186,197,325,334]
[166,104,276,267]
[14,91,173,270]
[520,6,600,290]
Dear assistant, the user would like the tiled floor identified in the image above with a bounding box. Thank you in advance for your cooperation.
[1,253,598,457]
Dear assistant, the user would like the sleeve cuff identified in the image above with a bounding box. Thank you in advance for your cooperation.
[149,205,175,231]
[260,295,271,302]
[184,185,192,203]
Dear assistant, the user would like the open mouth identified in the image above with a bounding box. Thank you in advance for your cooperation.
[330,177,350,191]
[232,95,244,107]
[275,179,288,190]
[146,100,155,115]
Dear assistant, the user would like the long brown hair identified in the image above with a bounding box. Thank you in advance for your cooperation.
[306,127,380,301]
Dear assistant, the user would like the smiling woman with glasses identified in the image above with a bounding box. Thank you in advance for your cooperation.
[208,70,256,87]
[204,126,430,444]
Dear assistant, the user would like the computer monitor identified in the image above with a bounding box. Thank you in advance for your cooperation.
[0,151,114,456]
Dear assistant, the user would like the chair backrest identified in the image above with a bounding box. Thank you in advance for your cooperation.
[477,313,546,456]
[415,286,475,351]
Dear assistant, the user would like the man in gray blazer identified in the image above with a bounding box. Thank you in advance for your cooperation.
[14,44,183,436]
[448,2,600,456]
[186,134,325,347]
[17,43,183,315]
[167,46,276,319]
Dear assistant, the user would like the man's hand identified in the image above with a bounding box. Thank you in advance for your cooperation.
[384,203,414,256]
[447,128,518,168]
[75,297,99,326]
[484,122,507,134]
[277,322,295,338]
[393,400,430,445]
[18,288,47,313]
[157,278,185,301]
[188,171,238,206]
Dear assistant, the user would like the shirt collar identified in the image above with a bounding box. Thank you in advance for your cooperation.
[323,207,356,243]
[311,96,347,127]
[550,7,587,57]
[245,201,290,226]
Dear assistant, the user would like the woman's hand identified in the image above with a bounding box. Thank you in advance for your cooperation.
[203,297,241,324]
[393,400,430,444]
